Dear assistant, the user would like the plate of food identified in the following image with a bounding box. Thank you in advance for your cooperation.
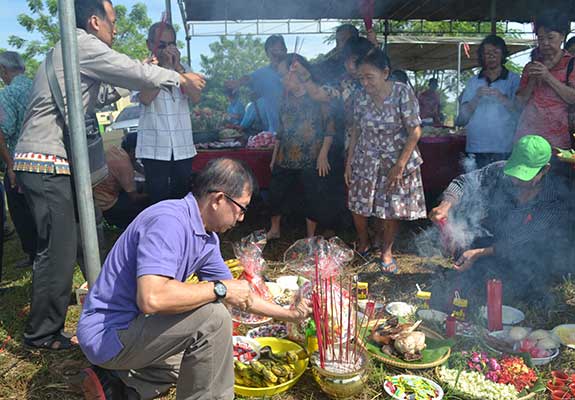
[247,324,288,339]
[232,308,273,327]
[417,309,447,324]
[384,375,444,400]
[218,128,243,142]
[555,147,575,164]
[233,336,262,363]
[483,327,560,365]
[552,324,575,349]
[359,319,452,369]
[480,305,525,326]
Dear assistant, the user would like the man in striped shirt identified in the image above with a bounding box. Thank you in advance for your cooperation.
[429,135,570,302]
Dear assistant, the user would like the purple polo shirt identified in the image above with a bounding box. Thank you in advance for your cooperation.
[77,194,232,365]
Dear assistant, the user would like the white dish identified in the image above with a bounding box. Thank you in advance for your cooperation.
[552,324,575,349]
[383,374,444,400]
[358,299,385,313]
[480,305,525,325]
[532,348,560,366]
[385,302,416,317]
[417,309,448,323]
[264,282,282,298]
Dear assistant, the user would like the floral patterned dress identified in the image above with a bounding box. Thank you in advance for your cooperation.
[348,82,426,220]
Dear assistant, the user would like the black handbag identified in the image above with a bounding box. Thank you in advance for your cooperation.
[45,49,108,186]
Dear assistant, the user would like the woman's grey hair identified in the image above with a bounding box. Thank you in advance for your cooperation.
[0,51,25,72]
[192,158,258,199]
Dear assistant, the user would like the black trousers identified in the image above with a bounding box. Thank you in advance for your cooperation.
[0,182,5,282]
[4,174,36,258]
[142,157,193,204]
[103,191,146,229]
[16,172,77,345]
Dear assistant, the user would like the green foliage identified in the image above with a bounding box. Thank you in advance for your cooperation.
[8,0,155,77]
[199,35,268,110]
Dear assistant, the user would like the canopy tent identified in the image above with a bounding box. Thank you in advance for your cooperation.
[180,0,575,23]
[384,36,533,71]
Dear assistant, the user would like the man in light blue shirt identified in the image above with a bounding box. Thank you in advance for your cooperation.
[458,35,520,169]
[225,35,287,133]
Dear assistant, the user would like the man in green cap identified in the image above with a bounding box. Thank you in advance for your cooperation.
[428,135,570,302]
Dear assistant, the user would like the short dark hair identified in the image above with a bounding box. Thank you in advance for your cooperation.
[147,22,177,43]
[75,0,111,31]
[192,158,258,199]
[477,35,509,67]
[534,10,570,37]
[566,36,575,49]
[264,35,286,54]
[121,132,137,152]
[390,69,409,84]
[336,24,359,38]
[342,37,374,62]
[356,48,391,71]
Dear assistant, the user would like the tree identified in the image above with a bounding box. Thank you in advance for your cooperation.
[8,0,155,77]
[198,35,268,111]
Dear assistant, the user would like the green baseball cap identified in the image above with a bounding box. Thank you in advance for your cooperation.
[503,135,551,181]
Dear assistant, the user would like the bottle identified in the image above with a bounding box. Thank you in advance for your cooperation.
[416,290,431,310]
[305,320,319,356]
[487,279,503,331]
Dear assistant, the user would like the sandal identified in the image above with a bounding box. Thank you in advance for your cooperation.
[376,258,399,275]
[357,247,374,259]
[25,333,78,351]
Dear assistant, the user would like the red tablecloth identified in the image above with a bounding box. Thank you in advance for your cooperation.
[419,135,467,193]
[192,137,466,193]
[193,148,273,188]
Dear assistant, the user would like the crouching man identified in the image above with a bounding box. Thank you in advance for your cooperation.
[78,158,311,400]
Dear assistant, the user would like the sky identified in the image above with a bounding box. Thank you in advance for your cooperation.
[2,1,573,74]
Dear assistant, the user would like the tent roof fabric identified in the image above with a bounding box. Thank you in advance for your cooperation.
[182,0,575,23]
[384,36,533,71]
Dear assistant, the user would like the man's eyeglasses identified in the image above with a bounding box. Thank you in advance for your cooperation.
[208,191,248,215]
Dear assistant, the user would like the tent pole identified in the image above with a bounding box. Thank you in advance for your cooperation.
[490,0,497,34]
[186,33,191,68]
[165,0,173,24]
[57,0,102,287]
[457,42,462,116]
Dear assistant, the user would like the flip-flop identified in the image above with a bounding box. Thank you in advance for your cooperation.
[24,333,78,351]
[356,247,374,259]
[376,258,398,275]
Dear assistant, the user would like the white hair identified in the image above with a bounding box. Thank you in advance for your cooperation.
[0,51,25,72]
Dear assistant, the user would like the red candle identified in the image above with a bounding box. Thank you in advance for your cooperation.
[445,316,456,338]
[487,279,503,331]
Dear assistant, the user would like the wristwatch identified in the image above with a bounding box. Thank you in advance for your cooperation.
[213,280,227,300]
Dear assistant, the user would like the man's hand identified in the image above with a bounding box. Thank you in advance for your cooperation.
[429,200,452,223]
[7,168,16,189]
[164,46,181,70]
[221,279,253,311]
[285,298,312,323]
[143,55,159,65]
[453,248,485,272]
[180,72,206,99]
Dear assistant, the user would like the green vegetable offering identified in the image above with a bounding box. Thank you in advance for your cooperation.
[383,375,443,400]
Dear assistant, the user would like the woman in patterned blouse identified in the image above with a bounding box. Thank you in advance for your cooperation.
[267,54,336,239]
[345,49,427,273]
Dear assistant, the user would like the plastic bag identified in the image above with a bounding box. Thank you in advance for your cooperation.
[283,236,353,282]
[232,230,272,300]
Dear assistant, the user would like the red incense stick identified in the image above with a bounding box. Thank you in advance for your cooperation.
[346,278,352,362]
[339,276,343,363]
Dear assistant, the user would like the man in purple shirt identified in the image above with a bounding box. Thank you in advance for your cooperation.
[78,158,310,400]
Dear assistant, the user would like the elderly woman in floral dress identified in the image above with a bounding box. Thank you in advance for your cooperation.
[344,48,426,273]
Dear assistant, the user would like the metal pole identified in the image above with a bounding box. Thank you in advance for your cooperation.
[490,0,497,34]
[456,42,462,116]
[186,34,191,68]
[57,0,101,286]
[165,0,172,24]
